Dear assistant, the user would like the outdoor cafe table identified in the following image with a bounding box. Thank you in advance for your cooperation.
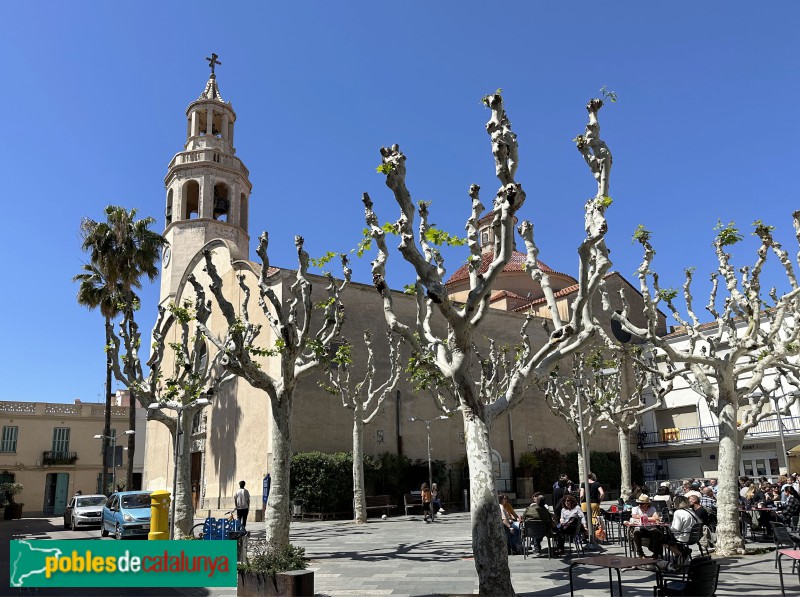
[739,506,779,541]
[569,554,661,596]
[778,549,800,597]
[622,520,670,558]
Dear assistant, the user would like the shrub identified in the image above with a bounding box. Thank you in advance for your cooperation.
[239,541,307,574]
[290,452,353,513]
[364,452,412,502]
[527,448,565,493]
[516,452,539,472]
[292,451,449,516]
[0,482,23,505]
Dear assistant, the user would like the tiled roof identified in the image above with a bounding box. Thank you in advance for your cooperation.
[511,283,580,312]
[490,290,529,304]
[446,250,575,286]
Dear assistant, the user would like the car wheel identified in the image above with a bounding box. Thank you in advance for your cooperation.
[101,521,109,537]
[64,517,69,530]
[115,524,123,541]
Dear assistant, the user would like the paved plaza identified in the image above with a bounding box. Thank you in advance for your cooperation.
[0,512,795,596]
[291,511,793,596]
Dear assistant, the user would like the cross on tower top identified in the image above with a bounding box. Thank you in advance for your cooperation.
[206,53,221,77]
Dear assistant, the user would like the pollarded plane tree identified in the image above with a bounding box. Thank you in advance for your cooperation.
[612,213,800,555]
[542,352,605,489]
[579,339,672,502]
[194,233,350,549]
[323,330,402,523]
[108,284,234,538]
[362,93,613,596]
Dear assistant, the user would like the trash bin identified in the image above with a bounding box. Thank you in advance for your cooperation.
[292,499,304,518]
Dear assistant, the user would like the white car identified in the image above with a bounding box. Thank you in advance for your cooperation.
[63,494,107,530]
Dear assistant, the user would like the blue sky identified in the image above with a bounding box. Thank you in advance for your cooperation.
[2,2,797,404]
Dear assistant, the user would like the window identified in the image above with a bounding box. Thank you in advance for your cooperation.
[1,426,18,453]
[52,427,70,456]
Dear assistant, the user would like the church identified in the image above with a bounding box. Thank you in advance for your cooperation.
[142,60,664,515]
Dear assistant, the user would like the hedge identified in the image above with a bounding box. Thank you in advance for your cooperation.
[290,451,446,515]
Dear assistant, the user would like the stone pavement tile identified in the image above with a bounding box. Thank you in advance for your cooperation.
[290,512,785,596]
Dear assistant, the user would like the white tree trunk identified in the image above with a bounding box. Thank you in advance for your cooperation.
[618,427,632,502]
[265,395,292,549]
[173,412,195,539]
[577,451,586,483]
[353,413,367,524]
[463,410,515,596]
[715,399,745,554]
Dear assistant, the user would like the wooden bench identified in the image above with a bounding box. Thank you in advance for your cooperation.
[364,495,397,517]
[404,491,424,515]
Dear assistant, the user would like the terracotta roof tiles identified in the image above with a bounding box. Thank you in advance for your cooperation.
[446,250,575,286]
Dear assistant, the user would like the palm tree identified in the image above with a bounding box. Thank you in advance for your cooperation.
[76,206,166,491]
[74,263,122,493]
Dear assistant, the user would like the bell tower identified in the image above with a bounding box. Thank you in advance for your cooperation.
[160,53,252,303]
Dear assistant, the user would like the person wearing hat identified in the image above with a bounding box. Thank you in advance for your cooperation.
[629,494,662,558]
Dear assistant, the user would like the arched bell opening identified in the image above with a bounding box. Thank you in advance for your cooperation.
[213,183,230,221]
[166,189,174,226]
[184,180,200,219]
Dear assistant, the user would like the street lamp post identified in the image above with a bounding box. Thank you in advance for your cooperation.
[148,398,210,540]
[93,430,135,495]
[774,389,790,474]
[409,415,448,518]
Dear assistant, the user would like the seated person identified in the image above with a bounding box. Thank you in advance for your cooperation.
[431,483,444,513]
[523,493,554,554]
[687,494,710,526]
[629,494,662,558]
[555,494,587,555]
[780,485,800,526]
[652,482,672,508]
[664,496,696,567]
[500,494,522,554]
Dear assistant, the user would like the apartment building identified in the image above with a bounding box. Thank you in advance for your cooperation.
[0,399,136,516]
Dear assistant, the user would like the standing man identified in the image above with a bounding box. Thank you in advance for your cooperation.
[234,480,250,530]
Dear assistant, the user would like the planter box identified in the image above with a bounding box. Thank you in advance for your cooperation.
[4,503,23,520]
[237,569,313,597]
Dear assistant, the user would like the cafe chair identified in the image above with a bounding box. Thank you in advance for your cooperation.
[653,557,720,596]
[680,523,707,559]
[770,522,800,571]
[565,525,586,556]
[522,520,553,559]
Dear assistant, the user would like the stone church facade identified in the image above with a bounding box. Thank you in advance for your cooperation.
[142,65,664,514]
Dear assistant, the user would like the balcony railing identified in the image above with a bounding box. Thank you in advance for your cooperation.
[640,414,800,447]
[42,451,78,466]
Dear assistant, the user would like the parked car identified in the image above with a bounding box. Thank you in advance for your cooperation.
[64,494,107,530]
[101,491,152,540]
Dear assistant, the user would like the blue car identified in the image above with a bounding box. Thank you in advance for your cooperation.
[101,491,152,540]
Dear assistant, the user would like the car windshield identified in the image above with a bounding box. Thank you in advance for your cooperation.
[121,494,151,509]
[77,497,106,507]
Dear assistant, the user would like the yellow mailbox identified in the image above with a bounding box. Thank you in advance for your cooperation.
[149,490,171,540]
